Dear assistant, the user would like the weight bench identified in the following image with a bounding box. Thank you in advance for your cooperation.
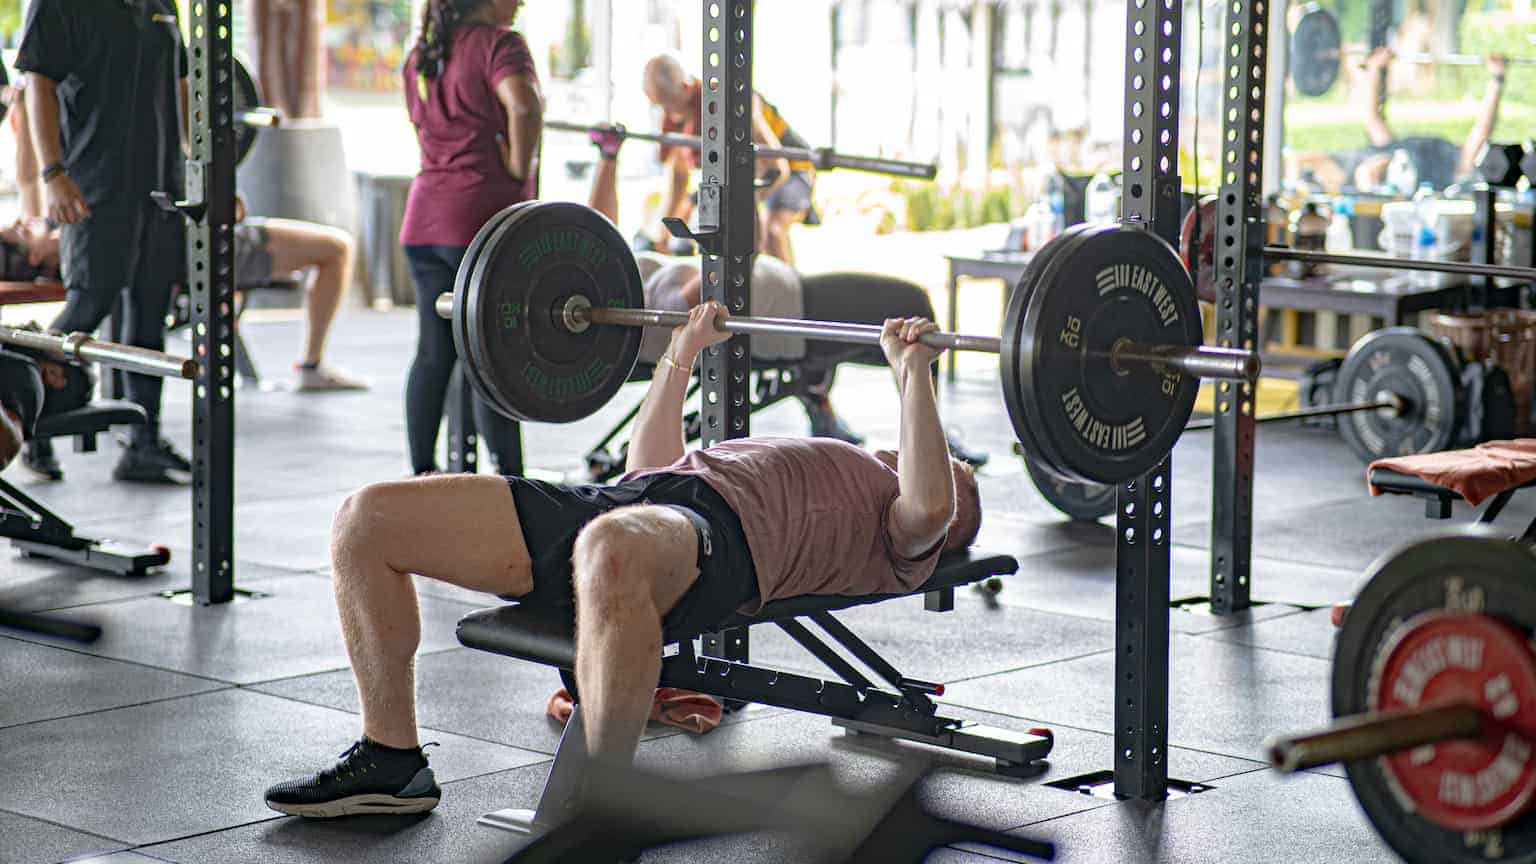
[456,549,1054,837]
[0,401,171,576]
[1369,465,1536,542]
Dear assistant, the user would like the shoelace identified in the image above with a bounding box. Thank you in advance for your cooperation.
[327,740,376,782]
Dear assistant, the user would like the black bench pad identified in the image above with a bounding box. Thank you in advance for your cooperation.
[35,400,146,439]
[456,550,1018,670]
[1370,466,1536,501]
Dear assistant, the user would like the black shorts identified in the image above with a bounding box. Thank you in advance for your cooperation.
[505,473,759,637]
[764,170,814,215]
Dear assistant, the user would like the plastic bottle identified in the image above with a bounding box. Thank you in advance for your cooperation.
[1386,149,1418,195]
[1413,224,1438,288]
[1046,172,1067,235]
[1288,202,1330,277]
[1085,172,1118,223]
[1024,200,1055,250]
[1326,197,1354,252]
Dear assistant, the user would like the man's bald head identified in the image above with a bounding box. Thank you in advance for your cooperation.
[644,55,694,113]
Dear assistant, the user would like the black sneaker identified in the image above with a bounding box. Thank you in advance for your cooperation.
[21,439,62,481]
[945,429,989,468]
[112,439,192,485]
[265,738,441,818]
[803,398,866,446]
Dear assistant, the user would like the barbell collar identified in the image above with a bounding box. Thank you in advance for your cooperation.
[543,119,939,181]
[0,326,199,380]
[236,109,282,129]
[436,292,454,320]
[1266,703,1486,774]
[1265,246,1536,282]
[1108,343,1261,382]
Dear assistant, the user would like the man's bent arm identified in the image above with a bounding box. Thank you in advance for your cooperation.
[885,326,953,557]
[626,303,730,473]
[1459,57,1507,176]
[1363,51,1394,148]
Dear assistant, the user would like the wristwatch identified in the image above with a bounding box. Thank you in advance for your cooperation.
[40,162,66,182]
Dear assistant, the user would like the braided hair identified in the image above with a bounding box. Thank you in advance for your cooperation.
[413,0,490,96]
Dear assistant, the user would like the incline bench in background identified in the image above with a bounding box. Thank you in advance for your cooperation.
[457,549,1054,837]
[1369,464,1536,541]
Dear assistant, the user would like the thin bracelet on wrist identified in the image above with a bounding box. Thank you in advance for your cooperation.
[40,162,66,182]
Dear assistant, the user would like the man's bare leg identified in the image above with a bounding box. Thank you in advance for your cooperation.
[263,219,355,367]
[330,474,533,748]
[571,505,700,763]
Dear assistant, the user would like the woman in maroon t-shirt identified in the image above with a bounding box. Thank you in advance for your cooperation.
[399,0,541,475]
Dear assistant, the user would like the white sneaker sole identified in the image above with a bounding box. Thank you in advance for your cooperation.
[267,792,441,818]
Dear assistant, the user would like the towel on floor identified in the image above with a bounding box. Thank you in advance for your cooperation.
[546,687,724,735]
[1368,439,1536,506]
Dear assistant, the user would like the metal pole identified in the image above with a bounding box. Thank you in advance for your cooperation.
[1267,704,1485,773]
[0,327,198,380]
[578,305,1260,381]
[1184,396,1401,430]
[541,119,940,180]
[1264,247,1536,282]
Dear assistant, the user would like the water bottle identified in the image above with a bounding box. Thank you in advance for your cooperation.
[1413,224,1438,288]
[1085,172,1118,223]
[1326,196,1354,252]
[1046,172,1067,234]
[1386,149,1418,194]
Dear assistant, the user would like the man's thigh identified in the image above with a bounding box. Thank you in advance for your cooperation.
[345,474,533,598]
[575,505,700,616]
[260,218,350,274]
[59,200,142,298]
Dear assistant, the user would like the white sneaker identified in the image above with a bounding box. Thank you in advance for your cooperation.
[295,364,370,392]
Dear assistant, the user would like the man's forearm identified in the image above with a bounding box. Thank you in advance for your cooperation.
[588,154,619,222]
[625,345,696,473]
[662,156,691,221]
[1461,78,1505,174]
[25,77,63,170]
[1364,69,1393,147]
[892,362,954,552]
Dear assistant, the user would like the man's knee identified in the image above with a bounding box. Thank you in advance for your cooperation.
[572,507,686,612]
[331,481,404,565]
[321,226,354,265]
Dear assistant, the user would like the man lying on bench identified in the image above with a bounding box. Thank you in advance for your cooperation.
[263,304,980,818]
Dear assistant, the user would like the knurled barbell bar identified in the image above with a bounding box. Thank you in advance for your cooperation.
[542,119,939,181]
[1027,327,1462,521]
[1262,534,1536,864]
[439,202,1260,486]
[0,325,198,380]
[1289,4,1535,96]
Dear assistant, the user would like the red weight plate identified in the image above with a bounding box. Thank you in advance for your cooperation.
[1371,610,1536,832]
[1178,196,1217,305]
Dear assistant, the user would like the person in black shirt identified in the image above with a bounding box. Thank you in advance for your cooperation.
[15,0,192,484]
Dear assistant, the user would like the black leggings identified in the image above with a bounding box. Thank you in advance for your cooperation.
[404,245,522,474]
[800,271,937,368]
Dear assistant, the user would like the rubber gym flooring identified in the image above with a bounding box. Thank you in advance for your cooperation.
[3,309,1509,864]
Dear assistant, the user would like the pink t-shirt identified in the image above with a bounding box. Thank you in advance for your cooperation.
[400,25,538,248]
[628,438,945,608]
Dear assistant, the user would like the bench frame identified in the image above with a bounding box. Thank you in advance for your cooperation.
[1370,467,1536,542]
[458,558,1053,837]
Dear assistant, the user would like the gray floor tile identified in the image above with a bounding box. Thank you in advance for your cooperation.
[84,494,350,573]
[6,574,475,685]
[0,689,546,847]
[0,637,223,728]
[628,707,1260,833]
[942,635,1332,764]
[56,854,171,864]
[0,554,303,616]
[1202,606,1341,660]
[142,764,549,864]
[252,647,777,754]
[745,592,1115,683]
[967,769,1396,864]
[0,809,125,864]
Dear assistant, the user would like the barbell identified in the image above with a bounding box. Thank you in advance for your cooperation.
[1264,533,1536,864]
[1290,4,1534,96]
[1028,327,1463,521]
[439,201,1261,486]
[543,119,939,181]
[0,325,198,380]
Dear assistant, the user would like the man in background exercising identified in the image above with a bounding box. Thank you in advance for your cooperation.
[642,53,815,267]
[263,304,981,817]
[17,0,191,483]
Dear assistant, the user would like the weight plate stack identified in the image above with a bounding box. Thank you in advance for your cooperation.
[233,57,261,166]
[1290,4,1343,97]
[1335,327,1463,463]
[1005,223,1202,485]
[1334,533,1536,864]
[453,201,645,423]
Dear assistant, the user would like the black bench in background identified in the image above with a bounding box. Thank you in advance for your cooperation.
[1369,465,1536,541]
[457,549,1053,838]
